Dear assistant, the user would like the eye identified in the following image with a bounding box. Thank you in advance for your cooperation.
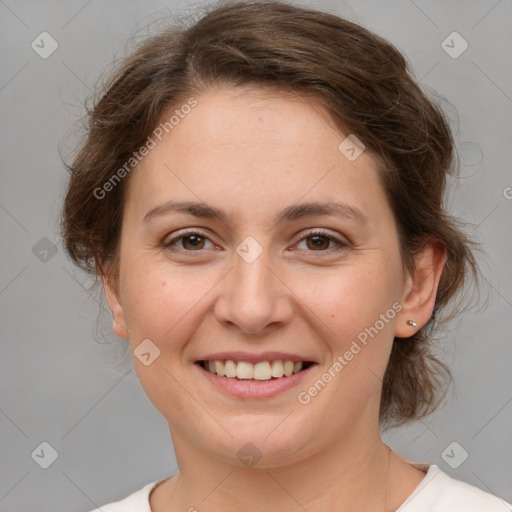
[294,229,348,253]
[162,229,215,252]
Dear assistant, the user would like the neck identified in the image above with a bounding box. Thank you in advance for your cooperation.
[155,427,399,512]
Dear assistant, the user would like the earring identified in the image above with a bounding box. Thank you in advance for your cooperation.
[407,320,417,327]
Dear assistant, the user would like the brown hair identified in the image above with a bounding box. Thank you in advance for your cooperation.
[60,0,480,426]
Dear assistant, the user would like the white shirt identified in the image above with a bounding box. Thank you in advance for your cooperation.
[89,464,512,511]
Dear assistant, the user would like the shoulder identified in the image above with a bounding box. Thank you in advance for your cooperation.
[87,480,159,512]
[398,464,512,512]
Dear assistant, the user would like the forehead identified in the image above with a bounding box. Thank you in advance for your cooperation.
[167,85,342,152]
[124,86,388,226]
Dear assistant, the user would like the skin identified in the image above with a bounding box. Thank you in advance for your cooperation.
[103,85,446,511]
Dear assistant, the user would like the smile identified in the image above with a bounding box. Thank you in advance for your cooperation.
[198,359,315,380]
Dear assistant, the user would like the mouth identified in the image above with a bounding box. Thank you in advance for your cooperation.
[195,359,316,381]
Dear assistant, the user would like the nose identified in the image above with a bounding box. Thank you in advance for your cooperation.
[213,242,294,336]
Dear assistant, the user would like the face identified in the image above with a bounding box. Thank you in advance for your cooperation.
[104,86,425,468]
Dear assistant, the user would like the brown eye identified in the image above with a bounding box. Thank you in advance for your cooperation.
[163,230,214,252]
[180,234,206,250]
[305,234,331,251]
[296,230,348,253]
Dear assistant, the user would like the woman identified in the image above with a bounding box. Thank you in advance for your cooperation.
[60,1,511,510]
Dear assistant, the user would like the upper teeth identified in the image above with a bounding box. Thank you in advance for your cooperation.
[204,360,304,380]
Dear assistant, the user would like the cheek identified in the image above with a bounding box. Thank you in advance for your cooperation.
[119,257,209,341]
[118,261,205,417]
[294,261,399,387]
[298,262,396,334]
[289,265,399,425]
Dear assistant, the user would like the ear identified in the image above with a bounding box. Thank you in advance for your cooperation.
[101,269,129,339]
[394,241,447,338]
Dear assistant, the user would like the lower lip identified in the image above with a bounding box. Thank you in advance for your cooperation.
[195,363,316,399]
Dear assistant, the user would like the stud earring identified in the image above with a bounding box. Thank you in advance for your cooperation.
[407,320,417,327]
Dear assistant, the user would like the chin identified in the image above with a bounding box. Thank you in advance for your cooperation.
[203,415,320,468]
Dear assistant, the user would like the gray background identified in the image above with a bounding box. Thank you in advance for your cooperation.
[1,0,511,510]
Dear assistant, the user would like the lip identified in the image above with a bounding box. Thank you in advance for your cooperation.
[196,351,316,364]
[195,360,317,399]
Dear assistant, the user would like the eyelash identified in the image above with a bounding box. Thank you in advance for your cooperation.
[162,228,348,255]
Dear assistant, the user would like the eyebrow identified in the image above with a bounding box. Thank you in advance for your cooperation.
[143,200,369,225]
